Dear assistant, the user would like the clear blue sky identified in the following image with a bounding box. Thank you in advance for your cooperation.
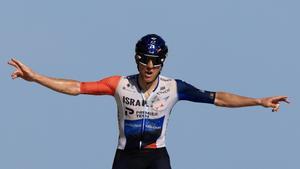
[1,0,299,169]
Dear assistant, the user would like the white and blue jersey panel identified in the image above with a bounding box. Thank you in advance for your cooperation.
[113,74,215,150]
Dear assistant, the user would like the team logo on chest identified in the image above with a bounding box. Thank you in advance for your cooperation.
[122,96,148,107]
[122,96,161,118]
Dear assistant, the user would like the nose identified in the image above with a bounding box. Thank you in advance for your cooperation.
[146,59,154,68]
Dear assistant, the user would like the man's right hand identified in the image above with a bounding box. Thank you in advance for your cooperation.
[8,58,37,82]
[8,58,81,95]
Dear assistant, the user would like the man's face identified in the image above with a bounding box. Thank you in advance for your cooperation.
[138,58,162,84]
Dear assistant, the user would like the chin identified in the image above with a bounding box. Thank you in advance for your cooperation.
[142,75,156,83]
[143,77,154,83]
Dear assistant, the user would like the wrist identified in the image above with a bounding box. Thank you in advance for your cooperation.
[32,72,40,82]
[256,98,263,106]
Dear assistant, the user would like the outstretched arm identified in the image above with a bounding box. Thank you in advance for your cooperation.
[214,91,289,112]
[8,58,81,95]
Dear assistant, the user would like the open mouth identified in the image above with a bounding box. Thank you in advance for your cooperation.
[145,70,153,78]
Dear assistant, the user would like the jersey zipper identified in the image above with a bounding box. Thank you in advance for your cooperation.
[139,94,147,149]
[137,75,160,149]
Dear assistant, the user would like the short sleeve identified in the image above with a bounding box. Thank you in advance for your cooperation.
[80,76,121,95]
[176,79,215,104]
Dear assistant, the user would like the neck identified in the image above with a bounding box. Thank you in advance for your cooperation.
[138,75,159,92]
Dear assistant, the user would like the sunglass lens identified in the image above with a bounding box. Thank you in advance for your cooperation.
[137,55,163,66]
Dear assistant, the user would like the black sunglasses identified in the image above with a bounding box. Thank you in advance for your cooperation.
[136,54,165,67]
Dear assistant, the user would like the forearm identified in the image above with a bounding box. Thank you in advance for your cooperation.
[215,91,262,108]
[33,73,81,96]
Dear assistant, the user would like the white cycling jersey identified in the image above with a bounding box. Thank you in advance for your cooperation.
[80,74,215,150]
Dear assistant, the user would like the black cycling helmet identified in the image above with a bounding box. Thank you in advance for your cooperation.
[135,34,168,67]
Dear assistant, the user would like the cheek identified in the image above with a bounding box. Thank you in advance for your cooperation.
[153,67,161,75]
[138,64,144,72]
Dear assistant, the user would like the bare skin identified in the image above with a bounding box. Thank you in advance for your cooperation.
[137,59,161,99]
[214,92,289,112]
[8,58,80,95]
[8,58,289,111]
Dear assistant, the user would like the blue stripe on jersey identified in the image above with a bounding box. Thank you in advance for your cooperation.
[175,79,215,104]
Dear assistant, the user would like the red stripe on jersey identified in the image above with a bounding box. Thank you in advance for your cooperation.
[144,143,157,149]
[80,76,121,95]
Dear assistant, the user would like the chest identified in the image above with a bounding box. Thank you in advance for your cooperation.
[116,80,177,120]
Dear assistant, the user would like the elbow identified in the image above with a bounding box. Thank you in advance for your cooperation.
[214,92,233,107]
[69,92,80,96]
[71,83,81,96]
[62,88,80,96]
[214,99,229,107]
[65,81,81,96]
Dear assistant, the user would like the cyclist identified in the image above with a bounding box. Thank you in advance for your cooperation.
[8,34,289,169]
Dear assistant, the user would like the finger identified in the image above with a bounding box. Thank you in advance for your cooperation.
[272,96,289,103]
[8,59,21,69]
[11,74,18,79]
[11,73,19,79]
[278,96,288,101]
[11,71,22,79]
[274,104,280,112]
[272,108,279,112]
[11,58,26,71]
[282,98,290,104]
[273,96,287,101]
[12,70,22,76]
[268,101,277,108]
[278,98,290,105]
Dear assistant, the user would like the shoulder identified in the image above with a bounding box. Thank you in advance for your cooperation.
[158,75,177,91]
[159,75,188,88]
[114,74,139,90]
[159,75,176,83]
[122,74,138,83]
[104,74,137,83]
[125,74,138,80]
